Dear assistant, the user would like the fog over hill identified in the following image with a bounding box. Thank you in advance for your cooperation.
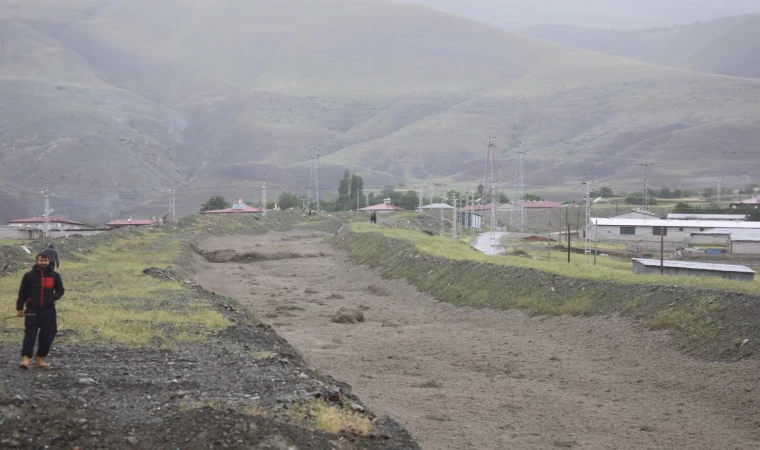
[407,0,760,29]
[522,14,760,80]
[0,0,759,220]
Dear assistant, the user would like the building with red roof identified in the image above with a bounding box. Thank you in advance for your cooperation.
[731,196,760,208]
[7,216,87,229]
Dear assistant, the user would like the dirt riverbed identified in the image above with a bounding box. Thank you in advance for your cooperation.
[192,230,760,450]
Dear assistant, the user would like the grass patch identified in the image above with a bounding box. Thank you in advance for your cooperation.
[352,223,760,295]
[290,400,372,436]
[0,231,229,347]
[651,308,695,330]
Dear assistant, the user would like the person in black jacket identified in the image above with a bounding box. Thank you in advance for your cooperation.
[42,243,60,269]
[17,253,65,369]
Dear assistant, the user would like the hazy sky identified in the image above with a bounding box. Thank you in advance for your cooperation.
[407,0,760,29]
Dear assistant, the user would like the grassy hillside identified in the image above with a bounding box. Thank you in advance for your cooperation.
[0,0,759,221]
[523,14,760,79]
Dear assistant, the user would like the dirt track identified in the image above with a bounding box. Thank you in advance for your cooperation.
[192,230,760,450]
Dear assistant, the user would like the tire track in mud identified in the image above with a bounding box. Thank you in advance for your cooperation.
[192,231,760,450]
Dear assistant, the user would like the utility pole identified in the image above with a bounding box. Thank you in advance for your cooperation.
[308,148,320,210]
[419,181,424,212]
[365,192,370,209]
[660,231,665,275]
[42,189,51,239]
[716,177,724,205]
[582,181,592,265]
[168,189,176,223]
[452,193,458,239]
[637,162,653,211]
[440,192,445,237]
[511,142,526,232]
[567,210,571,264]
[262,182,267,216]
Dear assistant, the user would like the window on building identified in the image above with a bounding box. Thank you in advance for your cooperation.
[653,226,668,236]
[679,228,684,232]
[620,226,636,235]
[700,228,705,232]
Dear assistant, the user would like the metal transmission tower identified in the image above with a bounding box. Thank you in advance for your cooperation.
[715,177,724,205]
[637,162,653,212]
[261,182,267,216]
[42,190,51,239]
[511,143,527,232]
[308,148,320,210]
[482,137,498,227]
[582,181,592,265]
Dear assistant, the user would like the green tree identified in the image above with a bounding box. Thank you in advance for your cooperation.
[498,192,510,203]
[599,187,614,198]
[524,193,544,201]
[673,202,692,213]
[624,192,658,206]
[278,191,301,209]
[475,184,485,201]
[200,196,231,212]
[659,187,672,199]
[398,190,419,210]
[381,185,395,198]
[703,187,716,198]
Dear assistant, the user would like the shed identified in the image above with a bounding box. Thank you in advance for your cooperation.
[730,196,760,208]
[106,218,158,229]
[631,259,755,282]
[459,212,483,229]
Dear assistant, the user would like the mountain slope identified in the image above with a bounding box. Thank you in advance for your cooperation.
[522,14,760,79]
[0,0,758,220]
[406,0,760,30]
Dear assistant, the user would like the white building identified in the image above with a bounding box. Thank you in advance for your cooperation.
[416,203,455,212]
[608,209,660,220]
[589,218,760,242]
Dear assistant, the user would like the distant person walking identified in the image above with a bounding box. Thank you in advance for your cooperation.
[42,243,59,269]
[16,253,65,369]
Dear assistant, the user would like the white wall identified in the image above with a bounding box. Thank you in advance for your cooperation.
[733,241,760,254]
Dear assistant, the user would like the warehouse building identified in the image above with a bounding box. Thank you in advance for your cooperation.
[631,259,755,282]
[589,218,760,242]
[666,214,746,221]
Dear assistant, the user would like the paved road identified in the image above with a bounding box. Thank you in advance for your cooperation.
[471,232,509,255]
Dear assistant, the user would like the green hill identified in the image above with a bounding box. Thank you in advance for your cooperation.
[522,14,760,79]
[0,0,759,220]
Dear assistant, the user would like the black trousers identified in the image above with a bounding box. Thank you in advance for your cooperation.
[21,309,57,358]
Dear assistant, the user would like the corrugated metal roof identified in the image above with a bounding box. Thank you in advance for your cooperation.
[632,259,756,273]
[610,209,659,218]
[592,218,760,229]
[667,214,746,220]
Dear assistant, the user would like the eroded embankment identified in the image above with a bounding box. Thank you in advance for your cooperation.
[335,230,760,361]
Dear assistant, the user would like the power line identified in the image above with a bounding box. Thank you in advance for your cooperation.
[511,142,527,232]
[308,148,320,210]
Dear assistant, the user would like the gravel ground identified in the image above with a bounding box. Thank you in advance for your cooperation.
[193,230,760,450]
[0,217,419,449]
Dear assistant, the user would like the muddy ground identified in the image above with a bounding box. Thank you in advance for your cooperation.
[193,230,760,450]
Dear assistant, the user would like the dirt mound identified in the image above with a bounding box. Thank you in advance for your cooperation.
[331,308,365,324]
[521,235,553,242]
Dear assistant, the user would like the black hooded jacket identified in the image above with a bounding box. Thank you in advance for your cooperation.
[42,244,60,268]
[17,265,64,311]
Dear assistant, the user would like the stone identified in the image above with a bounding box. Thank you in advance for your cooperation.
[78,378,97,385]
[331,308,365,324]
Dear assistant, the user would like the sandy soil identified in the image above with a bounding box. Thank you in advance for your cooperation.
[192,230,760,450]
